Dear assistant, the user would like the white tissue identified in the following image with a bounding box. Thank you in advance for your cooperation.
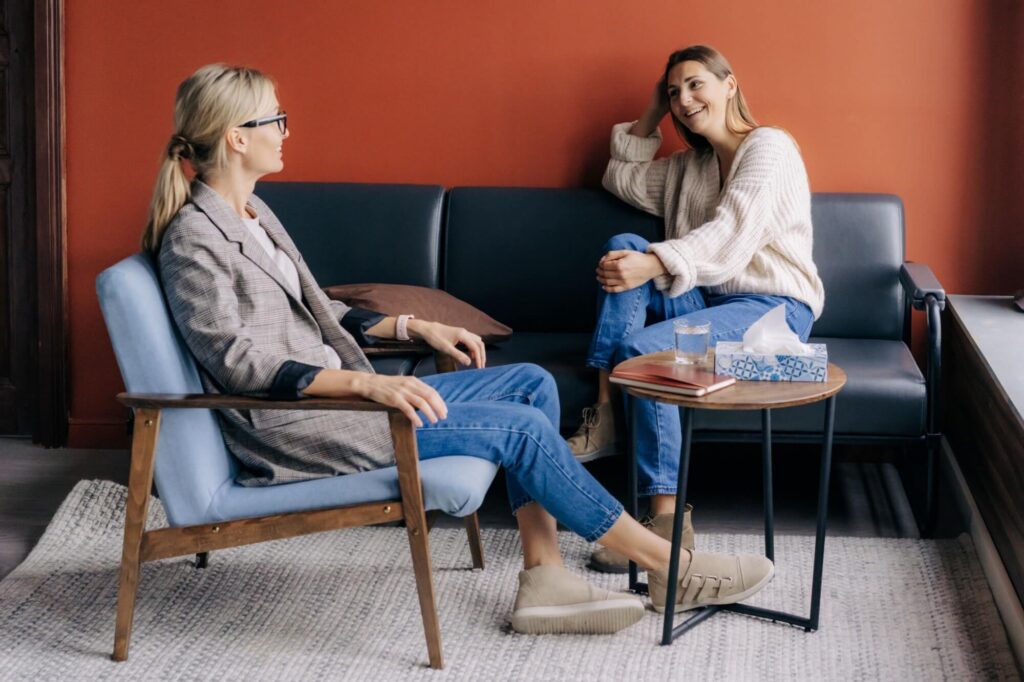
[741,304,813,355]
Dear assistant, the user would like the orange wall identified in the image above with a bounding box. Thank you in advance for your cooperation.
[65,1,1021,447]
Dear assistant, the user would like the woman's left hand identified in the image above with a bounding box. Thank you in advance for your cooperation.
[596,251,667,293]
[411,320,486,369]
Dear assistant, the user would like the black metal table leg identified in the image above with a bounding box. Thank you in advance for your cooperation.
[807,395,836,631]
[628,395,643,594]
[721,395,837,631]
[762,409,774,562]
[661,406,694,645]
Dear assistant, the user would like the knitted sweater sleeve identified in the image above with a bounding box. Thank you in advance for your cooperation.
[601,122,672,217]
[645,130,792,298]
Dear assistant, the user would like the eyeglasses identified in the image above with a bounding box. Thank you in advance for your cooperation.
[240,111,287,135]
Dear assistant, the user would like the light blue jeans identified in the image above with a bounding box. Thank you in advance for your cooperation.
[417,363,624,542]
[585,233,815,496]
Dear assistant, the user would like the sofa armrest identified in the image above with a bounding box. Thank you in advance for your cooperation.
[900,262,946,310]
[898,263,945,439]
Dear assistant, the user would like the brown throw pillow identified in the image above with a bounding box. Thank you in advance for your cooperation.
[323,283,513,343]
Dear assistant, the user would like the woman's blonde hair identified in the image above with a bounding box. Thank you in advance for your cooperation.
[142,64,277,253]
[663,45,758,156]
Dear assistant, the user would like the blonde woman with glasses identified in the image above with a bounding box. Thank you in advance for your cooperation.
[145,63,775,634]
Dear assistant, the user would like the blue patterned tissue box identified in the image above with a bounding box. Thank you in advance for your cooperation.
[714,342,828,382]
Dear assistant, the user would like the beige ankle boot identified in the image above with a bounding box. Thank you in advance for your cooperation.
[566,403,618,463]
[648,549,774,613]
[510,565,645,634]
[587,505,695,574]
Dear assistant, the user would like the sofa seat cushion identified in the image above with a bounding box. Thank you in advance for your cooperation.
[207,455,499,524]
[414,332,595,432]
[413,335,924,439]
[694,337,926,437]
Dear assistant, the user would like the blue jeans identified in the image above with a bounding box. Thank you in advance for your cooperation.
[585,233,815,496]
[416,363,624,542]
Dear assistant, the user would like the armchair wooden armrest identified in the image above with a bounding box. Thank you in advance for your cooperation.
[117,392,399,413]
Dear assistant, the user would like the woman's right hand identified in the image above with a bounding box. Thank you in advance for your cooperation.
[647,75,670,120]
[631,76,670,138]
[358,374,448,428]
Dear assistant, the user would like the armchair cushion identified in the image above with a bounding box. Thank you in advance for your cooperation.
[211,455,497,523]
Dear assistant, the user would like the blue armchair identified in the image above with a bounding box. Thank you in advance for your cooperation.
[96,254,499,669]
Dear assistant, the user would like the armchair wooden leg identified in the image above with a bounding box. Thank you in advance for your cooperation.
[112,409,161,662]
[390,413,444,669]
[464,513,485,570]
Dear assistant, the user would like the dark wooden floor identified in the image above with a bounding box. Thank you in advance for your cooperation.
[0,436,963,581]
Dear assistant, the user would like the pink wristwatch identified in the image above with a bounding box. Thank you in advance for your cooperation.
[395,314,415,341]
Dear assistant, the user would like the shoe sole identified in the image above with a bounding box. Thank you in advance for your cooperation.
[652,563,776,614]
[511,599,645,634]
[573,443,620,464]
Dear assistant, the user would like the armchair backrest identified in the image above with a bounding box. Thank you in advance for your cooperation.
[97,254,236,527]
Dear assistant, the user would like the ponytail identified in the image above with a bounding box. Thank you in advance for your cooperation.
[140,64,277,254]
[141,136,193,253]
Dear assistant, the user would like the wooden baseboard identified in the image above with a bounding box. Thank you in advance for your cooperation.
[67,420,129,449]
[942,439,1024,670]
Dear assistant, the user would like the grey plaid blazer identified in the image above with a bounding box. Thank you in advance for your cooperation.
[159,180,394,485]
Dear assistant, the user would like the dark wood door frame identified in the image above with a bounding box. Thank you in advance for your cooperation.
[33,0,66,447]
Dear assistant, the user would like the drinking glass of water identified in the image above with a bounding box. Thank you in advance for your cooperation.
[673,319,711,365]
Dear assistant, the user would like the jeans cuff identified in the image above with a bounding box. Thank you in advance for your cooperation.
[581,503,624,543]
[639,486,679,497]
[509,495,534,516]
[584,358,612,371]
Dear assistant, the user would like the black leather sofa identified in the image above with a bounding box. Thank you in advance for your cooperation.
[256,182,946,529]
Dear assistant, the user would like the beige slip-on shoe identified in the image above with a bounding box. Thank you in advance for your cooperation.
[566,402,619,463]
[510,565,645,635]
[588,505,695,574]
[648,549,775,613]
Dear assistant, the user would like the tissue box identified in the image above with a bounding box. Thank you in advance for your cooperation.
[714,342,828,382]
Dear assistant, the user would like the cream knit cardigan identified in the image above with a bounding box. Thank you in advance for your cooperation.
[602,122,825,319]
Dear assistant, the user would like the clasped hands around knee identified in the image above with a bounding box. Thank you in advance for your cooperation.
[596,250,668,293]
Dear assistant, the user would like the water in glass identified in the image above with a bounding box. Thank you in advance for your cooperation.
[674,320,710,365]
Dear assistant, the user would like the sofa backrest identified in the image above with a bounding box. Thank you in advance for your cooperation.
[97,254,237,527]
[256,181,445,288]
[809,193,905,339]
[251,182,906,340]
[444,187,662,332]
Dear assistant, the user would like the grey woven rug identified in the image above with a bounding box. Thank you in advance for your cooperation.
[0,480,1017,681]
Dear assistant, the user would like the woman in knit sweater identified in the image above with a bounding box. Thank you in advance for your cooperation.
[567,45,825,573]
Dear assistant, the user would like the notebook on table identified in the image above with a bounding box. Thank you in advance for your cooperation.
[610,363,737,397]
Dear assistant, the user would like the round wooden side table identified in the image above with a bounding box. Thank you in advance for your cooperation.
[614,351,847,645]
